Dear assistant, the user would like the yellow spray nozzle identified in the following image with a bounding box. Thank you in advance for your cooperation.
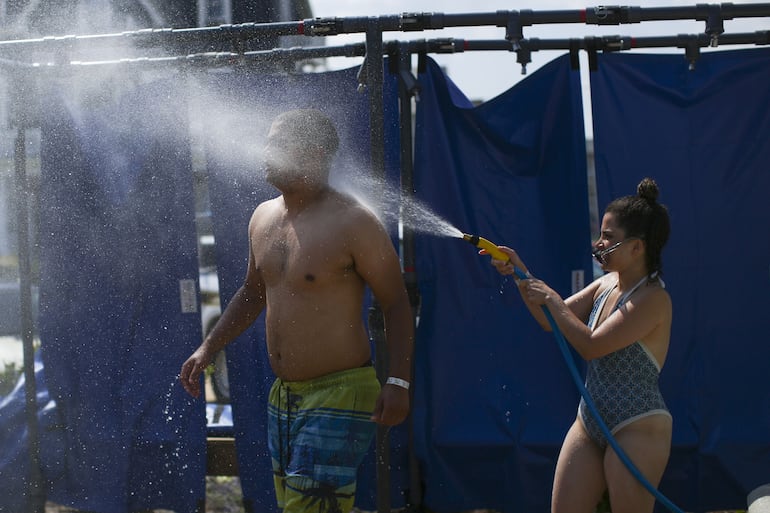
[462,233,510,262]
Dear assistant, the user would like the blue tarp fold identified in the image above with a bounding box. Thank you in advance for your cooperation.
[21,77,205,513]
[411,55,591,513]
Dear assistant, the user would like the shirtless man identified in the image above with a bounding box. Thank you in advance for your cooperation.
[180,109,413,513]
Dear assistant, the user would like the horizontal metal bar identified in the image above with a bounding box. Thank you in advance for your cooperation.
[0,4,767,52]
[395,31,769,54]
[42,43,367,69]
[14,30,764,71]
[0,20,305,50]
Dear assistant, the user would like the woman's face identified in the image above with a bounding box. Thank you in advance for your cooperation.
[593,213,634,270]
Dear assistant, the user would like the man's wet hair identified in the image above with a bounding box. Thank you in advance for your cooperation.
[273,108,340,157]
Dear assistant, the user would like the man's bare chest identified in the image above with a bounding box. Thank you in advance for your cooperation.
[253,223,354,286]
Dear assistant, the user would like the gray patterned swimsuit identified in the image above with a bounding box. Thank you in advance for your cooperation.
[578,276,671,448]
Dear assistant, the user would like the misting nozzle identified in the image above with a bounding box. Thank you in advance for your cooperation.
[463,233,531,281]
[462,233,510,262]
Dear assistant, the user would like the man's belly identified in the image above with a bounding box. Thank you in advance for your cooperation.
[266,322,372,381]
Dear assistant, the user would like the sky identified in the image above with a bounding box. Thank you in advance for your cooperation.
[308,0,770,103]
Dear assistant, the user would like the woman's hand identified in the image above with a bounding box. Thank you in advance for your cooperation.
[521,278,555,306]
[481,244,558,332]
[482,245,529,276]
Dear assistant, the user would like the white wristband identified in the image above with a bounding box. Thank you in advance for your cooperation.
[386,377,410,390]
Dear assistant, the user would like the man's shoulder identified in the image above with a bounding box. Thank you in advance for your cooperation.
[248,197,283,227]
[339,199,385,233]
[323,190,374,218]
[253,196,283,215]
[334,191,376,212]
[259,195,283,208]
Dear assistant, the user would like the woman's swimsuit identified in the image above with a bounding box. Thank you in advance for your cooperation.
[578,276,671,448]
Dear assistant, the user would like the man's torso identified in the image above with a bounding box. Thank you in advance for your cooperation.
[250,192,372,380]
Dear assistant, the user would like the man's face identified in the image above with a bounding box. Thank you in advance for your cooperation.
[263,118,307,187]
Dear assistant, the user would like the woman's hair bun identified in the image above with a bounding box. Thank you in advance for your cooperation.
[637,177,659,203]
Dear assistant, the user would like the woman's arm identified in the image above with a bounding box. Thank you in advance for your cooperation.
[526,279,669,360]
[489,245,603,332]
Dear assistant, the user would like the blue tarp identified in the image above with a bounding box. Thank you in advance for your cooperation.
[31,77,204,513]
[591,48,770,512]
[410,55,592,513]
[200,64,408,512]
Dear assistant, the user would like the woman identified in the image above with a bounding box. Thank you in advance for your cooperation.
[490,177,672,513]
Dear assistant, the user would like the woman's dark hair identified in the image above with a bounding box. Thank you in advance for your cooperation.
[605,177,670,277]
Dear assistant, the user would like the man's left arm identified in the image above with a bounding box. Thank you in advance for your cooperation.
[351,214,414,426]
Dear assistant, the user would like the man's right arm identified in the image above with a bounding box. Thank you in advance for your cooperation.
[180,237,266,398]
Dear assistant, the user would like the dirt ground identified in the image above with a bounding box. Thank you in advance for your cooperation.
[45,476,245,513]
[43,483,746,513]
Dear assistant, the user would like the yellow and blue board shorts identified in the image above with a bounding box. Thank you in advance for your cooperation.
[268,365,380,513]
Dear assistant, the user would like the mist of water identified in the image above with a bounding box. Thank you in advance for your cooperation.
[185,90,467,241]
[333,169,464,240]
[187,79,278,176]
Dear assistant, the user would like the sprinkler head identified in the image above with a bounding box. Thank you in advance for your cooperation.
[463,233,530,280]
[462,233,509,262]
[462,233,480,246]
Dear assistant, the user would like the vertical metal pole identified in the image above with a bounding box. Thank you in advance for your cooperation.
[364,17,390,513]
[366,20,385,185]
[15,123,46,513]
[396,43,422,513]
[368,304,389,513]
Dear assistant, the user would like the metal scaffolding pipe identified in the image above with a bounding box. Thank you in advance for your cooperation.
[0,20,306,51]
[0,4,766,54]
[391,41,422,513]
[0,29,765,73]
[14,108,45,513]
[360,20,392,513]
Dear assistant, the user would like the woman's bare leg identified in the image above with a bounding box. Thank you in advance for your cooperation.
[604,414,673,513]
[552,419,607,513]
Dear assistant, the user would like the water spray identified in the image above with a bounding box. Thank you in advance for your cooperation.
[461,232,684,513]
